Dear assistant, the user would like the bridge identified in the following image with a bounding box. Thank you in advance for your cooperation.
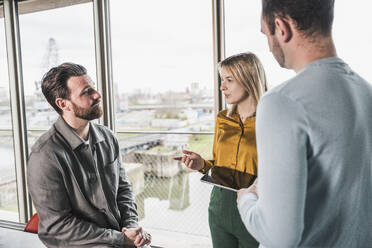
[118,133,163,153]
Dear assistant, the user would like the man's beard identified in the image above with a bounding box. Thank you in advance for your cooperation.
[272,36,286,68]
[72,101,103,121]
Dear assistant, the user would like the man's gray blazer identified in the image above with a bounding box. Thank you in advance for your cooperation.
[27,117,138,248]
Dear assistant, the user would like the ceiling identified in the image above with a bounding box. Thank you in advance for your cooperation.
[0,0,90,17]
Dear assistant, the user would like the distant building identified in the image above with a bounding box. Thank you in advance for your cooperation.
[151,118,186,129]
[118,93,129,112]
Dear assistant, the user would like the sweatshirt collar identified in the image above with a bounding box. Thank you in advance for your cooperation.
[298,56,346,74]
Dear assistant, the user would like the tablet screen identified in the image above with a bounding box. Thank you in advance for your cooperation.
[200,174,238,192]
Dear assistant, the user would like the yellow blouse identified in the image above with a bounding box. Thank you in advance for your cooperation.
[200,109,257,189]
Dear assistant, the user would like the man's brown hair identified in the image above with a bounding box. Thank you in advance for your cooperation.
[262,0,335,37]
[41,63,87,115]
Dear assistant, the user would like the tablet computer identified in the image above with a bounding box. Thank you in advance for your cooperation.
[200,174,238,192]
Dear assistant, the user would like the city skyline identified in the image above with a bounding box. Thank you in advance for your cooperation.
[0,0,371,97]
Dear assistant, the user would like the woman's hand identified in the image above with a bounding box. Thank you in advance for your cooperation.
[173,149,204,171]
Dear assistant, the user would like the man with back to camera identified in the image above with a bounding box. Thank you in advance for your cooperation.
[237,0,372,247]
[27,63,151,248]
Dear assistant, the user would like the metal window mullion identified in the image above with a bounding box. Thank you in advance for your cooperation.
[3,0,31,223]
[212,0,225,115]
[93,0,115,132]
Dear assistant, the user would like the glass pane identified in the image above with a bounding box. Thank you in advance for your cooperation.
[333,0,372,84]
[111,0,214,246]
[225,0,372,88]
[0,10,19,222]
[18,2,96,147]
[111,0,214,132]
[225,0,295,89]
[121,133,213,248]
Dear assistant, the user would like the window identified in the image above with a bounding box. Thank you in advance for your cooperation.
[111,0,214,246]
[0,8,18,222]
[225,0,294,89]
[0,2,370,246]
[225,0,372,88]
[18,2,96,149]
[333,1,372,84]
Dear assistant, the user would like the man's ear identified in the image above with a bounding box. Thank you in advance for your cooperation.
[274,17,293,43]
[55,98,71,113]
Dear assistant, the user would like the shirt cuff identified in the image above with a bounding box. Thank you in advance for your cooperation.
[199,159,212,174]
[122,221,138,229]
[111,229,127,247]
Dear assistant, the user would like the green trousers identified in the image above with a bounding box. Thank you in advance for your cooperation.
[208,187,259,248]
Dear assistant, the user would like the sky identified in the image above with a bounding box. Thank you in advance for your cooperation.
[0,0,371,96]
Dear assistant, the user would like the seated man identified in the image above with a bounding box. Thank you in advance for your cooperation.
[27,62,151,248]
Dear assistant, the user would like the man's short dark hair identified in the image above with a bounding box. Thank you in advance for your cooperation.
[41,63,87,115]
[262,0,335,37]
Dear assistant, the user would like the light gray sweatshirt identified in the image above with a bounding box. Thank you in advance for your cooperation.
[238,57,372,247]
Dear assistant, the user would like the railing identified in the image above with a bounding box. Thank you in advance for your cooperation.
[117,130,214,247]
[0,128,215,247]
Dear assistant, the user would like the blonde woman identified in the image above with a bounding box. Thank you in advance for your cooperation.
[175,52,267,248]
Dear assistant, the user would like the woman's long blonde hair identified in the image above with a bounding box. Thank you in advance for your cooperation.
[218,52,268,116]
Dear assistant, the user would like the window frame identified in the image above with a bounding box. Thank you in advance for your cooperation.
[0,0,225,226]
